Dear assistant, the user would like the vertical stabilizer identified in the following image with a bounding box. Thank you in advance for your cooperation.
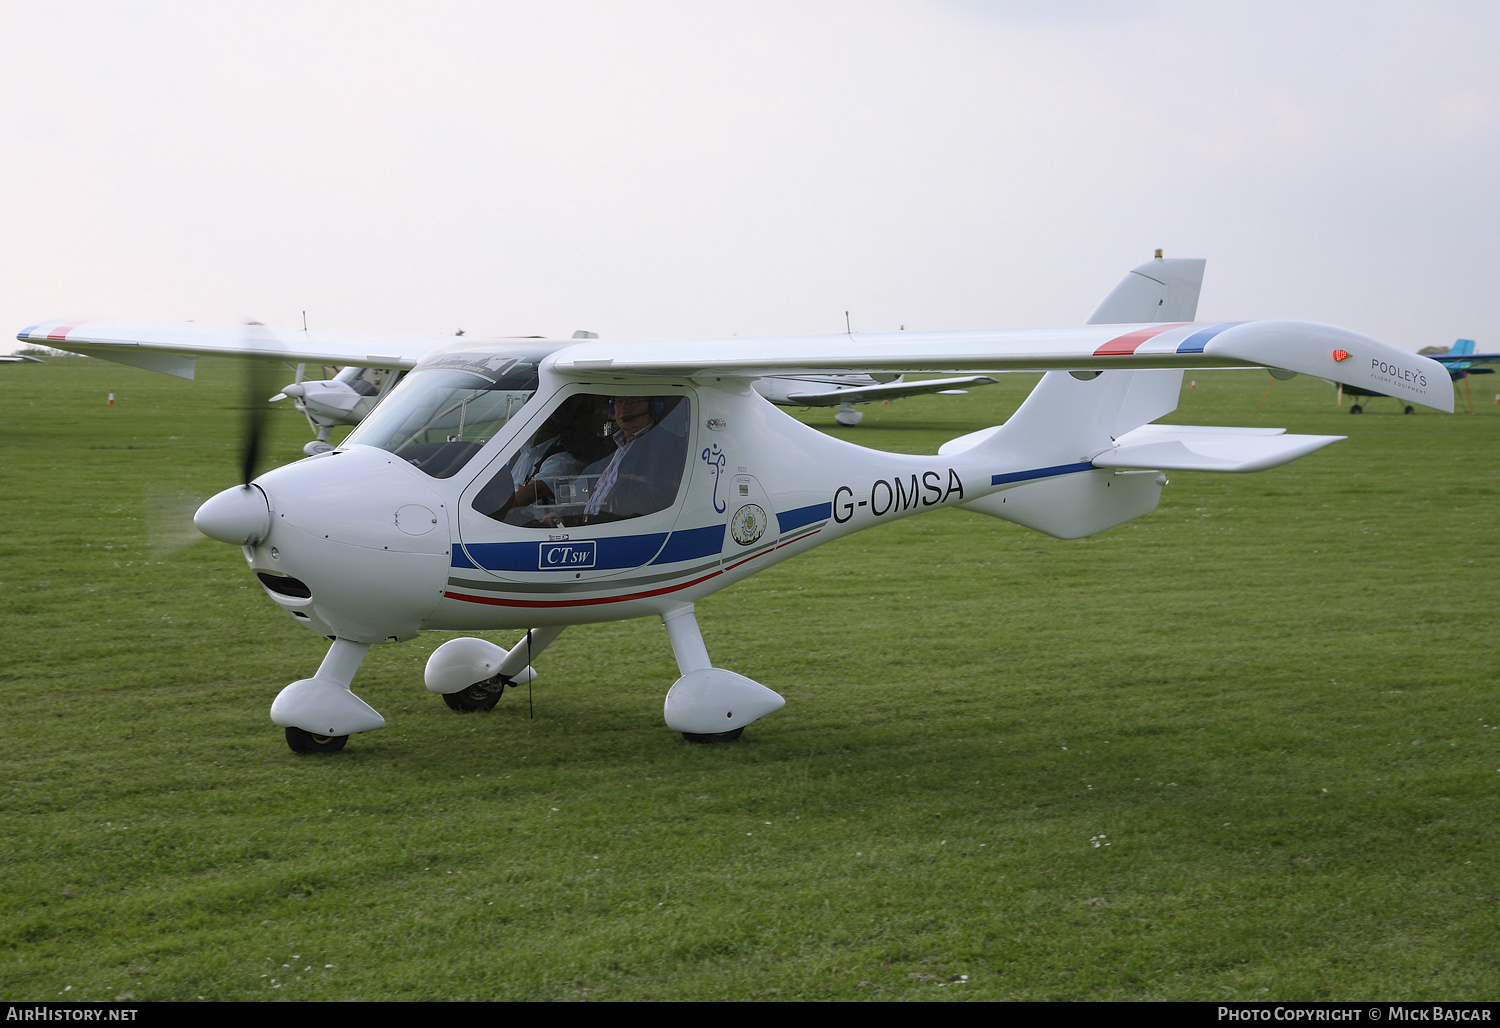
[985,255,1206,464]
[942,255,1213,466]
[1087,256,1205,325]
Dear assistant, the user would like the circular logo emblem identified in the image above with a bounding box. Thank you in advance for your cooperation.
[730,503,767,546]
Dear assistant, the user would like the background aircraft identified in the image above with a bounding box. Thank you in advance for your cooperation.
[751,372,996,426]
[1340,338,1500,413]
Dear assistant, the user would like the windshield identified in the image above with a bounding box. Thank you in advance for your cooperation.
[344,352,540,478]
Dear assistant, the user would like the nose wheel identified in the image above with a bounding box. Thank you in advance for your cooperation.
[285,726,349,754]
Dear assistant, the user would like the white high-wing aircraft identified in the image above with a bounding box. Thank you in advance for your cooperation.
[17,256,1453,753]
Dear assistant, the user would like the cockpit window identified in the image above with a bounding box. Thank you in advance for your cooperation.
[343,352,540,478]
[472,393,690,527]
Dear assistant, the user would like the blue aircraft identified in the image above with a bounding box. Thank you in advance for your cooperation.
[1342,339,1500,413]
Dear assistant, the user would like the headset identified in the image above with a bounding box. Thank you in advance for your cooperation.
[609,396,668,420]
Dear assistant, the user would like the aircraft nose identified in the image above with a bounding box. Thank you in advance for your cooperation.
[195,484,272,545]
[232,447,453,643]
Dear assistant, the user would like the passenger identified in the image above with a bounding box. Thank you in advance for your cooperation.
[471,405,588,524]
[507,408,586,510]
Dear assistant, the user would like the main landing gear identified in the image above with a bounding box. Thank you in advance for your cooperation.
[1349,403,1415,415]
[285,726,349,753]
[682,728,745,744]
[425,628,565,714]
[273,610,788,752]
[660,605,784,743]
[442,684,502,712]
[834,401,864,427]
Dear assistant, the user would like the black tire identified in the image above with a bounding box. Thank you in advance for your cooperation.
[682,727,745,744]
[285,726,348,754]
[443,684,501,712]
[1349,404,1363,414]
[1404,405,1415,415]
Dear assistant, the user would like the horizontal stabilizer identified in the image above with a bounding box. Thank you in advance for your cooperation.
[1093,424,1344,473]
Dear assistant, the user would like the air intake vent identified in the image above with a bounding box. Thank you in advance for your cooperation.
[256,572,312,598]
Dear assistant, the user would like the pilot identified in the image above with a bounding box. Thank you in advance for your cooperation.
[582,395,686,520]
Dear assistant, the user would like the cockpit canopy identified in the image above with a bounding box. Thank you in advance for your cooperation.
[343,350,546,478]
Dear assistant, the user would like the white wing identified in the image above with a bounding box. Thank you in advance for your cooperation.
[18,315,1454,413]
[549,320,1454,413]
[15,318,511,380]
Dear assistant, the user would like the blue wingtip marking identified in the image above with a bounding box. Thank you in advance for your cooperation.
[1176,321,1247,354]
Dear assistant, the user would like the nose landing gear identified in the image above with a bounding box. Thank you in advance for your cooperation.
[271,638,384,753]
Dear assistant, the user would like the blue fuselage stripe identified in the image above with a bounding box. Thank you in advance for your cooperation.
[991,462,1094,486]
[776,502,832,532]
[457,523,727,573]
[652,523,726,564]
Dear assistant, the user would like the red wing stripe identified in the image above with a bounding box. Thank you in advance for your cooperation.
[1092,322,1191,356]
[46,321,89,342]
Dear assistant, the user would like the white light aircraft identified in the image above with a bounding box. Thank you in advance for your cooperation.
[18,256,1453,753]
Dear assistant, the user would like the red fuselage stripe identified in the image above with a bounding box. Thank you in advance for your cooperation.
[444,525,824,609]
[445,568,724,608]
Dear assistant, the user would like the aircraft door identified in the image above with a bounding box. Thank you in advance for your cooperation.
[454,389,700,588]
[717,473,781,572]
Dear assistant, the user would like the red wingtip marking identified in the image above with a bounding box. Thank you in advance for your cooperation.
[45,320,88,342]
[1093,323,1192,356]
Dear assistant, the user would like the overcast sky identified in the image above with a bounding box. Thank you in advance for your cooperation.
[3,0,1496,353]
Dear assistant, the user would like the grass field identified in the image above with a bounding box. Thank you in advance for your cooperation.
[2,356,1497,1001]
